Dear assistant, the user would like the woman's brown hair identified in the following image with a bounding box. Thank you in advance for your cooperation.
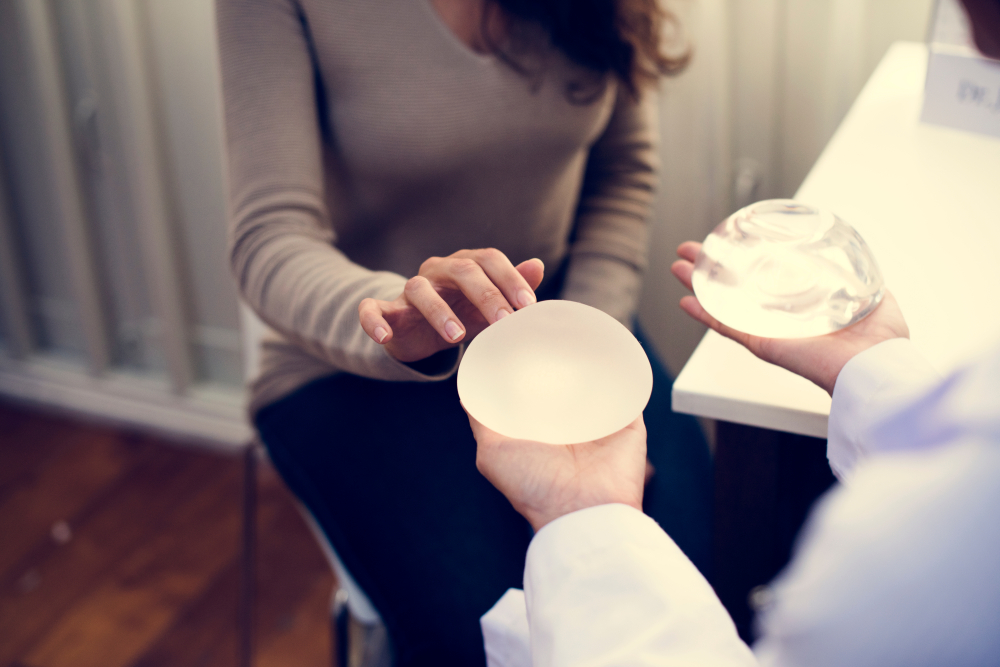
[489,0,689,99]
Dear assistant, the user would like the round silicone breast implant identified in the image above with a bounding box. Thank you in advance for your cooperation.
[692,200,885,338]
[457,300,652,445]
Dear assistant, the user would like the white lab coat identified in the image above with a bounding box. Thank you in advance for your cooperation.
[482,338,1000,666]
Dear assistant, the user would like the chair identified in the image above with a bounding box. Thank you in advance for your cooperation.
[238,304,391,667]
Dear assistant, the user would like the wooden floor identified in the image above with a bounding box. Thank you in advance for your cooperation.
[0,400,335,667]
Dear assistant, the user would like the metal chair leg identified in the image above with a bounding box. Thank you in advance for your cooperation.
[239,442,258,667]
[245,443,390,667]
[331,586,393,667]
[333,588,350,667]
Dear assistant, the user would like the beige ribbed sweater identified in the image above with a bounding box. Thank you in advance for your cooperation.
[216,0,661,415]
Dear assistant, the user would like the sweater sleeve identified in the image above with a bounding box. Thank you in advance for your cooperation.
[216,0,457,382]
[560,87,659,326]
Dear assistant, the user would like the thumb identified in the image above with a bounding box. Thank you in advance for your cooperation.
[464,405,501,445]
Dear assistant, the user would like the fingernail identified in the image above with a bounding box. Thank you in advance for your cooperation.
[445,320,463,341]
[375,326,388,343]
[517,289,535,308]
[495,308,511,321]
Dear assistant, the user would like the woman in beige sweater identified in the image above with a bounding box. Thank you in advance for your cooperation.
[217,1,711,664]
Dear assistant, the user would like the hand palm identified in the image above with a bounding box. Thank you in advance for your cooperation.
[471,416,647,531]
[744,293,908,393]
[672,241,909,394]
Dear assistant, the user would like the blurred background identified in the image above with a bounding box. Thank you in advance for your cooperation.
[0,1,943,666]
[0,0,934,445]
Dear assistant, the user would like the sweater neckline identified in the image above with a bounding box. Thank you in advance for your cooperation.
[415,0,500,67]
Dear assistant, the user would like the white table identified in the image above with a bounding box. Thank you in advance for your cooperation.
[673,42,1000,439]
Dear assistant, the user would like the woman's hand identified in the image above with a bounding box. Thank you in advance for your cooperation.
[670,241,909,395]
[359,249,544,363]
[469,413,647,532]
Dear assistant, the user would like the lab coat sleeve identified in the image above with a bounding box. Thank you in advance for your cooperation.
[481,589,532,667]
[826,338,939,481]
[483,341,996,667]
[754,340,1000,667]
[521,504,757,667]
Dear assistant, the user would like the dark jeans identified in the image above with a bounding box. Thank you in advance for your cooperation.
[255,326,712,667]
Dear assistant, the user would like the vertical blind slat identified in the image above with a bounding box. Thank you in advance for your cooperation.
[19,0,112,373]
[0,148,34,358]
[97,0,195,393]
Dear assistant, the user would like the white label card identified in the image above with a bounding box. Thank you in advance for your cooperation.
[921,51,1000,138]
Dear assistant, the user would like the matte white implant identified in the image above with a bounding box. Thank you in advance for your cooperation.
[458,300,652,445]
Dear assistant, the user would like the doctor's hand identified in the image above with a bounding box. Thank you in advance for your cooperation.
[468,414,647,532]
[671,241,910,396]
[359,249,544,364]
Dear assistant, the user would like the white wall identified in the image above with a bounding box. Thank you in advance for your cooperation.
[640,0,733,374]
[143,0,241,385]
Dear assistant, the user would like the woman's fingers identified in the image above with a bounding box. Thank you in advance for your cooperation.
[403,275,467,343]
[421,250,517,324]
[451,258,515,322]
[366,249,543,352]
[358,297,393,344]
[463,248,538,313]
